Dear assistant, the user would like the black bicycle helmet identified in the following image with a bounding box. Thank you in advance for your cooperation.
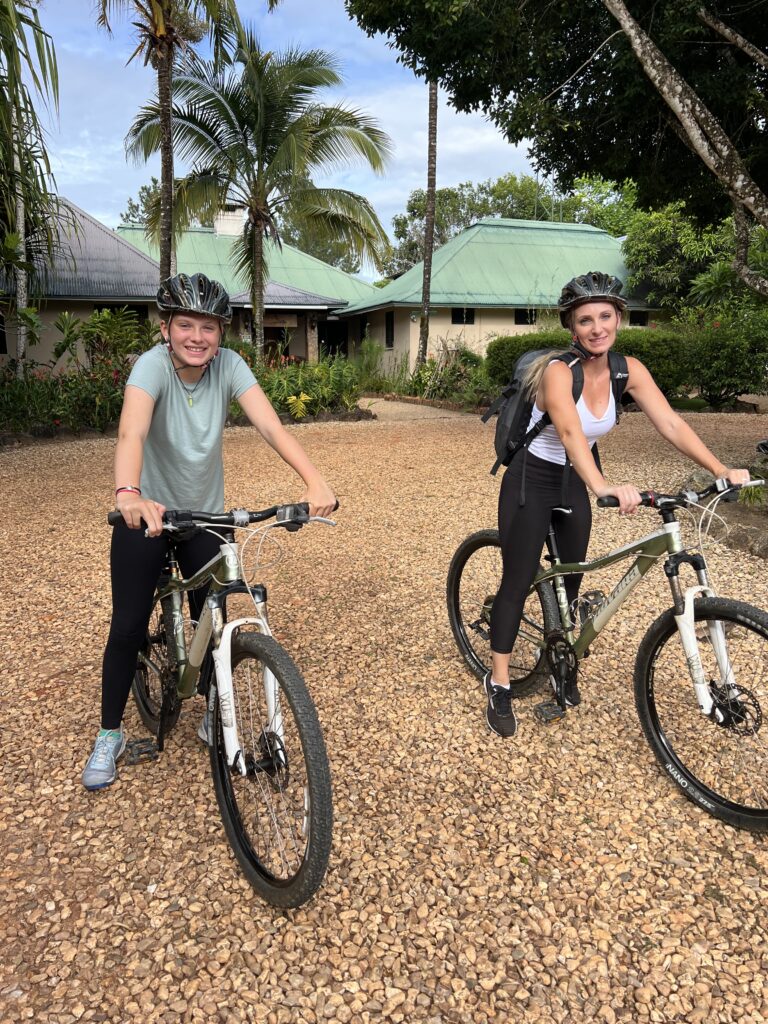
[156,272,232,323]
[558,271,626,327]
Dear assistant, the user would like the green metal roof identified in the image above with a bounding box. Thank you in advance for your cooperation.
[116,225,378,306]
[343,218,638,315]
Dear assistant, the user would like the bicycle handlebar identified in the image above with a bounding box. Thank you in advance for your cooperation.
[107,500,339,531]
[596,478,765,510]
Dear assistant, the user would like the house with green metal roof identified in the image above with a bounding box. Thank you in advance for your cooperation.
[117,210,379,359]
[340,219,656,369]
[1,202,374,364]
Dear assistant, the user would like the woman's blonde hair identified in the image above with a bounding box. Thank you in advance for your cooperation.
[522,350,565,402]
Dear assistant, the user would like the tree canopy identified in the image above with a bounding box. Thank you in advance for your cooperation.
[345,1,768,225]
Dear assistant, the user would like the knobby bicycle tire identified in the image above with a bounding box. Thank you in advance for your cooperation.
[446,529,559,695]
[635,596,768,832]
[132,596,181,737]
[209,632,333,908]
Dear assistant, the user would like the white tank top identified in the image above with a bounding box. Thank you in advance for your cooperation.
[526,393,616,466]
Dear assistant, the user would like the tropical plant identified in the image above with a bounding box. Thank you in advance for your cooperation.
[1,0,61,370]
[97,0,240,279]
[126,28,391,351]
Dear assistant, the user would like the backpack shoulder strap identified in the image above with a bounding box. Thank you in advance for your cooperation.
[607,351,630,418]
[549,350,584,404]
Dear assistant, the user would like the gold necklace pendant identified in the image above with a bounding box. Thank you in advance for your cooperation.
[188,396,194,407]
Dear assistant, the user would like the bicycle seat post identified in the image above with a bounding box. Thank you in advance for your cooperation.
[545,526,560,565]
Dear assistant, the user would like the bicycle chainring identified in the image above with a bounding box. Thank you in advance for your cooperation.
[709,683,762,736]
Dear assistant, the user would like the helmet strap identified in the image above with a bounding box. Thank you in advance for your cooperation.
[569,337,597,361]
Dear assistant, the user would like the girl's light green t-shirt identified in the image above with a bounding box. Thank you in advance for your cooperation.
[126,344,257,512]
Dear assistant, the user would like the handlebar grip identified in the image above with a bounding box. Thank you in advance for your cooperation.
[597,491,654,509]
[107,510,125,526]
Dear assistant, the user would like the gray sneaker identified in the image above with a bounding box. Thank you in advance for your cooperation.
[82,728,127,791]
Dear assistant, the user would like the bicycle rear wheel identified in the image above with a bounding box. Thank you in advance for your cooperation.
[210,632,332,907]
[132,597,181,736]
[635,597,768,831]
[446,529,559,694]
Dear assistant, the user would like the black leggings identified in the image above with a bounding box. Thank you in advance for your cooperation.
[100,523,221,729]
[490,451,592,654]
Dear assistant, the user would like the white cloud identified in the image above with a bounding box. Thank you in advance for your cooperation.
[41,0,532,234]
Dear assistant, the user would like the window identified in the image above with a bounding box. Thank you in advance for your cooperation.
[451,307,475,325]
[359,314,369,341]
[385,311,394,349]
[0,312,6,356]
[514,308,537,326]
[629,310,649,327]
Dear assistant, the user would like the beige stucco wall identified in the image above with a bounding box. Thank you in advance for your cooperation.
[357,306,666,371]
[0,302,316,367]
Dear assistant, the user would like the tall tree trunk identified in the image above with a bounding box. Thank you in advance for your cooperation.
[157,43,174,282]
[417,80,438,367]
[12,106,27,377]
[252,227,264,354]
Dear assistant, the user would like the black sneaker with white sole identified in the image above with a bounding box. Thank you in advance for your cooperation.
[483,672,518,738]
[551,674,581,707]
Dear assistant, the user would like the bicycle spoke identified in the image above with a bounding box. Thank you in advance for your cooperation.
[229,656,308,878]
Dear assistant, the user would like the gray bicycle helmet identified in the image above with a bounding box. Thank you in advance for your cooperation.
[157,272,232,323]
[558,271,626,327]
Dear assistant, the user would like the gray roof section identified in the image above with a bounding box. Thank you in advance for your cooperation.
[232,281,347,308]
[5,199,162,301]
[1,200,349,311]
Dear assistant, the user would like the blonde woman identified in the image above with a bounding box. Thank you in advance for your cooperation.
[484,272,750,738]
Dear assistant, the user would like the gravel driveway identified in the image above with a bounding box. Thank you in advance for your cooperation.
[2,403,768,1023]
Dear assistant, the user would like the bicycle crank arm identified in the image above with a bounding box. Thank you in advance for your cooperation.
[212,618,265,776]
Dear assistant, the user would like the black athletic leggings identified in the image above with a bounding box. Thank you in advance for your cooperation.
[100,522,221,730]
[490,451,592,654]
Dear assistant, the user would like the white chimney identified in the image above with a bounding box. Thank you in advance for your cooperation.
[214,207,246,236]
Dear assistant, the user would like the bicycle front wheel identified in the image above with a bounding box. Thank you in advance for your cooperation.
[210,632,332,907]
[446,529,559,694]
[635,597,768,832]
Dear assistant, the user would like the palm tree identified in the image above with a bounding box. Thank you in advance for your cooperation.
[416,80,438,367]
[126,30,391,352]
[96,1,240,280]
[1,0,59,371]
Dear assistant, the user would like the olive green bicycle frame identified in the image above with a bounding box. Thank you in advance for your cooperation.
[527,523,685,658]
[151,541,269,701]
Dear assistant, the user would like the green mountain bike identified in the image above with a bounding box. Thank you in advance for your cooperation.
[109,502,335,908]
[447,478,768,832]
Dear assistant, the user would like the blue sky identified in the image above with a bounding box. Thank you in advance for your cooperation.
[38,0,533,239]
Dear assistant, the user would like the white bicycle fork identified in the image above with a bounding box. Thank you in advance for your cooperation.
[674,586,735,721]
[210,618,284,776]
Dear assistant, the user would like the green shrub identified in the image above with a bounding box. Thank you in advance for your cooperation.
[677,308,768,408]
[354,336,387,392]
[485,330,569,388]
[616,328,689,398]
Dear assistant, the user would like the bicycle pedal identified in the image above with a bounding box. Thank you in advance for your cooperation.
[533,701,567,724]
[123,738,159,765]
